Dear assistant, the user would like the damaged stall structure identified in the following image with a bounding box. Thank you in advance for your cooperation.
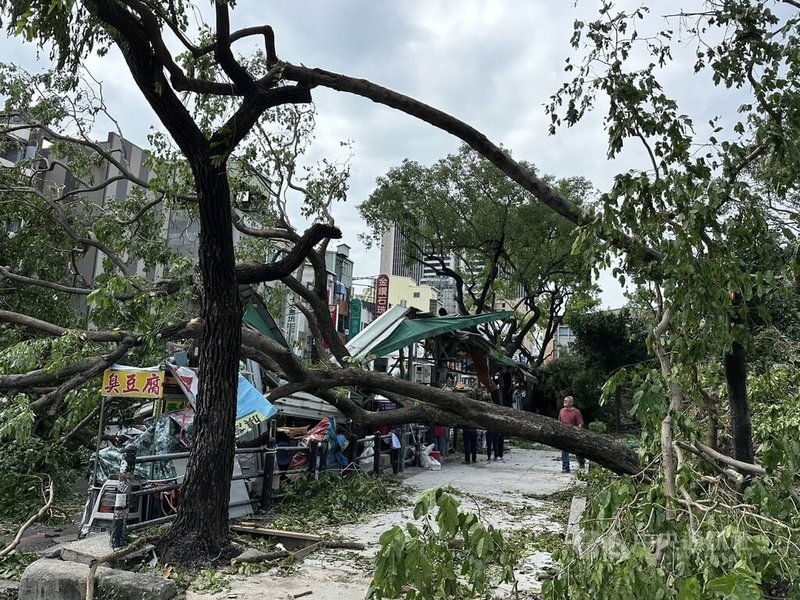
[81,362,379,542]
[80,362,280,538]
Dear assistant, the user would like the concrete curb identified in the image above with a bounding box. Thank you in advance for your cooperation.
[19,558,177,600]
[565,496,586,551]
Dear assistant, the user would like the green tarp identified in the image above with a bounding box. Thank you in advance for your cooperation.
[243,305,288,347]
[366,311,514,358]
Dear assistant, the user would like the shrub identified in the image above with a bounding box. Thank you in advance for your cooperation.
[587,421,607,434]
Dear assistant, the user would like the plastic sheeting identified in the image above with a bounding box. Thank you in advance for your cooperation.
[363,311,514,358]
[286,416,349,473]
[89,411,193,483]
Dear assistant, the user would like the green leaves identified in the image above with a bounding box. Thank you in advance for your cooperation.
[370,487,517,599]
[360,145,597,328]
[676,578,701,600]
[0,395,34,441]
[706,569,762,599]
[2,0,104,73]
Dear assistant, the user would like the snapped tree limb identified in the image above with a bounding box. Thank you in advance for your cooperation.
[235,223,341,284]
[281,63,662,264]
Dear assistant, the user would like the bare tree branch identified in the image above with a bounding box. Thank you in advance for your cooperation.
[213,0,255,93]
[292,302,330,362]
[31,338,135,415]
[57,402,103,446]
[210,84,312,159]
[282,64,663,263]
[235,223,341,283]
[300,367,643,475]
[0,309,130,342]
[0,478,54,558]
[194,26,277,64]
[678,441,766,477]
[232,214,297,241]
[115,194,166,225]
[0,356,106,390]
[0,266,91,296]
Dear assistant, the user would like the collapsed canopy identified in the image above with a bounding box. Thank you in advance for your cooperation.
[347,308,514,360]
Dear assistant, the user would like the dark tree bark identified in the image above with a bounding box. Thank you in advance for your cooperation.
[282,64,663,264]
[724,340,754,464]
[698,388,720,451]
[300,368,644,476]
[157,161,242,565]
[235,223,341,284]
[76,0,321,566]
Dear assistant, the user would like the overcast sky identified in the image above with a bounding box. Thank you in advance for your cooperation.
[2,1,735,309]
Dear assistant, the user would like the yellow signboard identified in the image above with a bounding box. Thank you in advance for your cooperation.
[101,369,165,398]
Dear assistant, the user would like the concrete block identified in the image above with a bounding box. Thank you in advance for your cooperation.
[19,558,176,600]
[565,496,586,551]
[60,534,114,565]
[60,534,152,566]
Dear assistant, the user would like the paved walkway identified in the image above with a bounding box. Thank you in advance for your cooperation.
[190,446,579,600]
[409,444,577,499]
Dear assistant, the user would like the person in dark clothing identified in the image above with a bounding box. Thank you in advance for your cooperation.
[462,428,478,463]
[495,432,505,462]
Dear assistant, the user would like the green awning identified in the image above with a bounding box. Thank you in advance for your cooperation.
[243,305,289,347]
[481,339,519,368]
[367,311,514,358]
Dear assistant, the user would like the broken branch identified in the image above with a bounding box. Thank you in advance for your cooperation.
[0,478,54,558]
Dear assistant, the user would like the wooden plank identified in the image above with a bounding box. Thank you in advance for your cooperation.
[230,525,322,544]
[289,541,322,561]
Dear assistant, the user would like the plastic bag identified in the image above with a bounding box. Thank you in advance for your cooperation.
[419,443,440,470]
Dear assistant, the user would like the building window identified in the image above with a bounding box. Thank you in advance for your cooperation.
[413,292,420,298]
[556,325,575,352]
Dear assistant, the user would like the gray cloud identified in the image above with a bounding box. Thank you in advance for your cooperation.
[2,0,744,308]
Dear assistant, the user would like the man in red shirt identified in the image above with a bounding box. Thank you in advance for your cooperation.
[558,395,585,473]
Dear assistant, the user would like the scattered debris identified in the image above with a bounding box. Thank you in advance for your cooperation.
[0,478,53,559]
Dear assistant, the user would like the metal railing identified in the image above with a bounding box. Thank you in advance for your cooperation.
[109,430,408,546]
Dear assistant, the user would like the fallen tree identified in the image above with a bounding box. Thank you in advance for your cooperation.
[2,0,796,575]
[0,308,643,476]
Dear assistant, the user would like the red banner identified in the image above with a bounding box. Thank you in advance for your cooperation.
[375,274,390,316]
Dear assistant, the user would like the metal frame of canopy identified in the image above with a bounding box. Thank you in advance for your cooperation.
[346,308,514,361]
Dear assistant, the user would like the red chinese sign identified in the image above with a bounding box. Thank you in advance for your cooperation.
[375,274,390,316]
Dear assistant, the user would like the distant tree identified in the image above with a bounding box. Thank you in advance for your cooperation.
[538,353,606,421]
[568,308,649,429]
[360,145,597,368]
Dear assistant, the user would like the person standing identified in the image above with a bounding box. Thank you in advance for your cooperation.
[433,425,447,455]
[462,427,478,464]
[486,430,496,461]
[495,431,505,462]
[558,395,585,472]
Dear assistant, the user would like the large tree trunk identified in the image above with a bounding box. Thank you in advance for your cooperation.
[724,340,754,464]
[157,160,241,565]
[303,369,644,475]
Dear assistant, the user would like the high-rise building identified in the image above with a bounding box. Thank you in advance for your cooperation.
[380,224,466,313]
[379,224,424,283]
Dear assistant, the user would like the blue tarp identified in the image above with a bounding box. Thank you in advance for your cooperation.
[169,364,278,435]
[235,373,278,436]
